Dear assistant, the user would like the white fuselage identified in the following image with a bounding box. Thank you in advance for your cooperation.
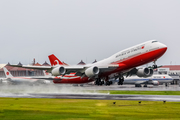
[8,76,52,84]
[123,74,173,84]
[92,40,166,67]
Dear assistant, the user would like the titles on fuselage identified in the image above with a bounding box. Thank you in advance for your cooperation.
[153,76,163,78]
[116,44,145,58]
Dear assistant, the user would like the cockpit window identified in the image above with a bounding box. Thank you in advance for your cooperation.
[152,41,158,43]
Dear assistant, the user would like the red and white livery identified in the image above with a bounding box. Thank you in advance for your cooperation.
[12,40,167,85]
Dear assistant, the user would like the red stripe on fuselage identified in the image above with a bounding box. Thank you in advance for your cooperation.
[53,77,93,84]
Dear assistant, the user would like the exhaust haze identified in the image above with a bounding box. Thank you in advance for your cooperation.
[0,84,107,95]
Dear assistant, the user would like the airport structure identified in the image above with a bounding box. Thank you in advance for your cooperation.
[157,65,180,84]
[77,60,86,65]
[0,61,50,77]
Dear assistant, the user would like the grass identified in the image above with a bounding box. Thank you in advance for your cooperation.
[0,97,180,120]
[98,90,180,95]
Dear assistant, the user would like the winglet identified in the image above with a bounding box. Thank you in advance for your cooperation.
[48,54,63,66]
[3,67,13,78]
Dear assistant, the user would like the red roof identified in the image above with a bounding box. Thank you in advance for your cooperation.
[77,60,86,65]
[0,65,32,72]
[42,61,50,66]
[33,62,41,66]
[160,65,180,70]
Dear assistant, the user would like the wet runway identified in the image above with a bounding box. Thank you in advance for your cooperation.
[0,84,180,101]
[1,93,180,102]
[82,84,180,91]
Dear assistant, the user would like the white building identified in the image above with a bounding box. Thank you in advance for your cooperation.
[157,65,180,84]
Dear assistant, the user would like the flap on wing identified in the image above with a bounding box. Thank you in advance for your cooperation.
[64,65,85,70]
[64,65,85,74]
[10,63,126,76]
[64,64,121,74]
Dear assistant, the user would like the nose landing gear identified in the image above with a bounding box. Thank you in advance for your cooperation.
[153,60,158,69]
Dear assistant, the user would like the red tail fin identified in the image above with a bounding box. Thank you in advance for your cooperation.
[48,54,63,66]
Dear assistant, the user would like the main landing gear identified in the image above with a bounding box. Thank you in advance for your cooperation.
[95,78,103,86]
[105,81,112,86]
[118,76,124,85]
[95,78,112,86]
[135,84,142,87]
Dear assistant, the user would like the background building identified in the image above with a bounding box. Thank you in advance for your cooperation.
[0,61,50,77]
[157,65,180,84]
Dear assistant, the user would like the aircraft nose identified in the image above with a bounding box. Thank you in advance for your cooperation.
[159,42,167,49]
[161,43,167,48]
[159,42,167,54]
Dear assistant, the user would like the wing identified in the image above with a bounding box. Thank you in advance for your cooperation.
[10,63,122,78]
[67,64,120,72]
[125,65,163,77]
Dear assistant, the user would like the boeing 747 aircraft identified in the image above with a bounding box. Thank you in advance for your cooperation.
[11,40,167,85]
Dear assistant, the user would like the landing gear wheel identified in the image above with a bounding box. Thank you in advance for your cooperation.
[153,65,158,69]
[95,81,98,85]
[118,76,124,85]
[165,83,169,87]
[110,81,113,85]
[95,78,102,86]
[105,81,110,86]
[99,82,102,85]
[144,84,147,87]
[102,81,104,85]
[135,84,142,87]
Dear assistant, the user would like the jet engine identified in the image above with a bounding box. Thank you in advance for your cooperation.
[136,68,153,77]
[51,66,66,76]
[85,66,99,78]
[152,81,159,86]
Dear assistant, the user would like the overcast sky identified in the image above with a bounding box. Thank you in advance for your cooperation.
[0,0,180,65]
